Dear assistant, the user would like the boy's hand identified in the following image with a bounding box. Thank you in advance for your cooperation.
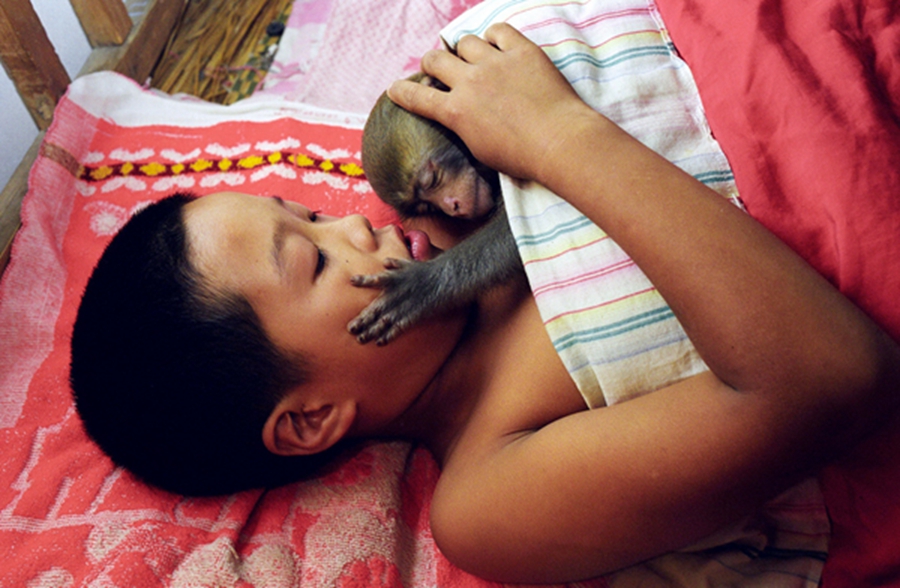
[387,23,598,186]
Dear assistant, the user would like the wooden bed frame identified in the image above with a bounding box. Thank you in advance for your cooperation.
[0,0,185,277]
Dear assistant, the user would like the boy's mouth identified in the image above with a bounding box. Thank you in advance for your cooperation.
[405,230,431,261]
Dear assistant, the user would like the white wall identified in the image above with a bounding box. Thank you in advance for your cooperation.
[1,0,92,189]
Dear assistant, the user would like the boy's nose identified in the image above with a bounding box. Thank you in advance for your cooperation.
[342,214,377,252]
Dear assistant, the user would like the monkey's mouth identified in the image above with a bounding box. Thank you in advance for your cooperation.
[405,229,431,262]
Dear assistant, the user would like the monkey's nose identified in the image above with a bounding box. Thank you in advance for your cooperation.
[446,197,471,218]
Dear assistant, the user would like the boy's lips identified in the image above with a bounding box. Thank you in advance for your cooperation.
[404,229,432,261]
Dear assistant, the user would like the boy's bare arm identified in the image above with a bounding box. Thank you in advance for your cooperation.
[391,23,898,444]
[396,23,900,582]
[433,371,806,582]
[393,25,887,395]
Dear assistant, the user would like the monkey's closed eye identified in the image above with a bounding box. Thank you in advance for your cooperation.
[417,169,437,193]
[428,168,442,191]
[414,201,437,215]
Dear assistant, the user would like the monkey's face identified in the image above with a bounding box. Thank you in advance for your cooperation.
[413,147,500,220]
[362,76,500,222]
[184,192,466,435]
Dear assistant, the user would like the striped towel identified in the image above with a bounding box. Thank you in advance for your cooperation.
[441,0,742,407]
[441,3,830,587]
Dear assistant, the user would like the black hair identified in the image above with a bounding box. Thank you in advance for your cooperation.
[71,193,340,496]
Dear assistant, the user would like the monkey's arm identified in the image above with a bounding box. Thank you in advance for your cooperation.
[349,206,522,345]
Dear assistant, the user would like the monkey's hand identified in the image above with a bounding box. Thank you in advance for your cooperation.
[349,209,521,345]
[348,257,461,346]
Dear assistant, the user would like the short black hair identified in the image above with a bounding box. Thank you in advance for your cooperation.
[71,193,339,495]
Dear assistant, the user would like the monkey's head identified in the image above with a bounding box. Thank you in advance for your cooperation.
[362,73,500,220]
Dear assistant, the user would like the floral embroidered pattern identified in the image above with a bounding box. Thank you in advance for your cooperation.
[77,150,366,183]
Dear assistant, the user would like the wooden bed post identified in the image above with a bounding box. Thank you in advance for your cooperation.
[70,0,134,47]
[0,0,71,131]
[0,0,187,277]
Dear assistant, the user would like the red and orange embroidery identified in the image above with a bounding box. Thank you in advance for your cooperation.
[75,151,366,182]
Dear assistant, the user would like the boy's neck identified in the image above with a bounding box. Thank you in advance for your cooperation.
[381,282,528,463]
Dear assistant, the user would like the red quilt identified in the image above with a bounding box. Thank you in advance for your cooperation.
[654,0,900,586]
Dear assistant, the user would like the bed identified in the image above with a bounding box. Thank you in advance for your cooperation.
[1,0,898,586]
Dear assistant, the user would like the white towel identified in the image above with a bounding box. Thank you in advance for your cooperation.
[443,0,742,407]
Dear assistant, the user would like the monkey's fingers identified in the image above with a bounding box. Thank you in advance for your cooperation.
[350,275,379,288]
[348,260,436,343]
[349,315,396,344]
[365,315,405,347]
[350,259,410,288]
[383,257,410,270]
[366,312,414,346]
[348,316,376,342]
[350,272,392,289]
[348,297,390,340]
[375,321,411,346]
[348,292,419,344]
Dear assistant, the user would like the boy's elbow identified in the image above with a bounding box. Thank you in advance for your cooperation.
[818,322,900,443]
[859,328,900,408]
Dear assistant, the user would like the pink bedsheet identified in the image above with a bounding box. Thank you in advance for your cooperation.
[654,0,900,586]
[0,0,603,584]
[255,0,484,114]
[0,70,600,586]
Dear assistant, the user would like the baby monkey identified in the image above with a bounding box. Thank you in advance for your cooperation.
[349,73,523,345]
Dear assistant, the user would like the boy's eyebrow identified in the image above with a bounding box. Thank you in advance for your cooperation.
[272,220,287,276]
[271,197,288,276]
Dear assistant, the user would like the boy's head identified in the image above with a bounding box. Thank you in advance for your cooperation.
[70,194,326,495]
[71,192,466,496]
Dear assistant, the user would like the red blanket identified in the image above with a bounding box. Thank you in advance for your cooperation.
[654,1,900,586]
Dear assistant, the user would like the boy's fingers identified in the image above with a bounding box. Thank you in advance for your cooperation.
[388,77,448,122]
[386,79,418,109]
[456,33,497,62]
[419,48,467,85]
[483,22,525,50]
[456,24,522,60]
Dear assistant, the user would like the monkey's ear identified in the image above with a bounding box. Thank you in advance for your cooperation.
[262,395,356,457]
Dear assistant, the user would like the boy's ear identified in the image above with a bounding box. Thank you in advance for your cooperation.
[262,394,356,457]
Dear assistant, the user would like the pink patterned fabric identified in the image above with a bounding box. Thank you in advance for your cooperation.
[0,70,604,587]
[254,0,484,114]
